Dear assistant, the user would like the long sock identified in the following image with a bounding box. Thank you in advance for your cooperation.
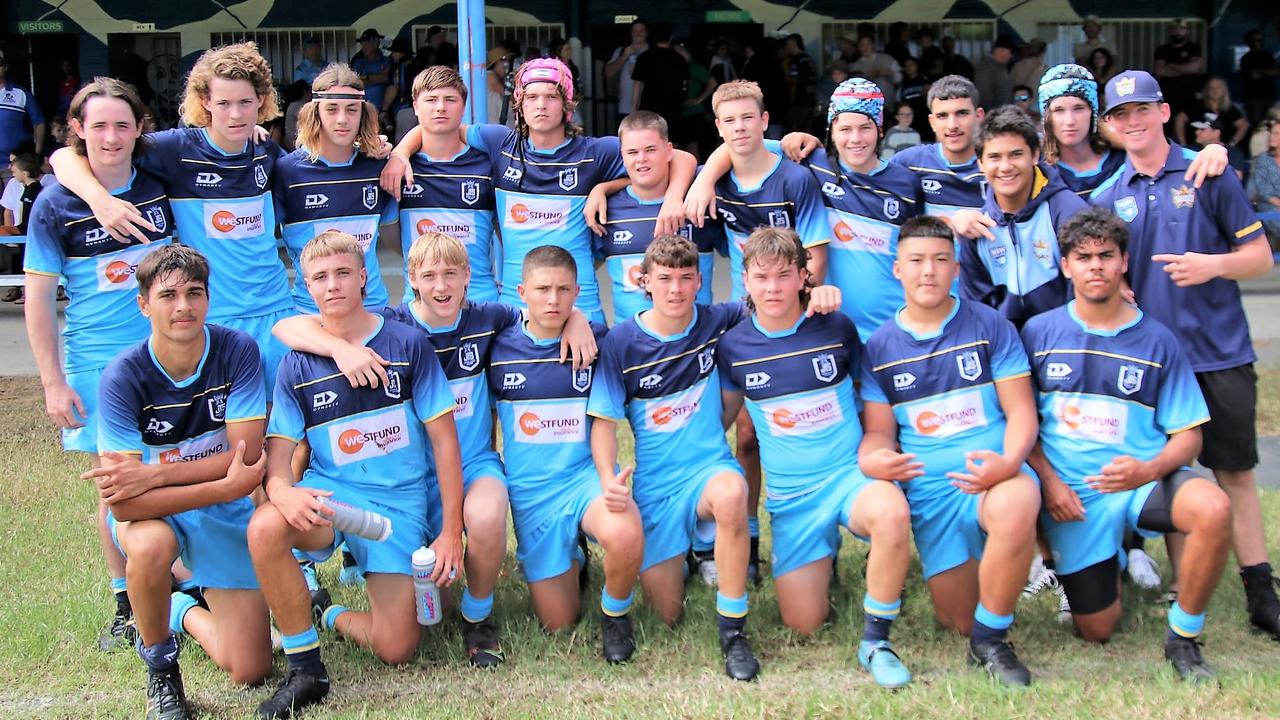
[971,603,1014,645]
[862,594,901,644]
[461,589,495,623]
[1167,601,1206,641]
[601,588,634,618]
[321,605,348,632]
[168,592,198,635]
[138,634,179,673]
[111,577,131,615]
[282,627,325,676]
[716,591,748,634]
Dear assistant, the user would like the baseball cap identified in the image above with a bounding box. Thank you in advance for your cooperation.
[389,37,413,55]
[1190,112,1224,132]
[1102,70,1164,116]
[357,28,383,43]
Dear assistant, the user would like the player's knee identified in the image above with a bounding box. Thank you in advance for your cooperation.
[463,495,507,542]
[121,523,177,568]
[246,505,289,550]
[539,605,580,633]
[711,480,748,523]
[1076,620,1116,644]
[598,520,643,561]
[226,656,272,686]
[1189,485,1232,536]
[985,481,1038,536]
[373,638,418,666]
[781,605,827,636]
[939,611,973,635]
[867,495,911,543]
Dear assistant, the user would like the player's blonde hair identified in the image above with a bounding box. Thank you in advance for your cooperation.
[300,230,365,272]
[711,80,766,116]
[407,231,470,275]
[295,63,382,161]
[180,42,280,128]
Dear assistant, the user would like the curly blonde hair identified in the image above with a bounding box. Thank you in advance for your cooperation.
[180,42,280,128]
[295,64,381,161]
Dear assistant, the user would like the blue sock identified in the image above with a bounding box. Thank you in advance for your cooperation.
[862,594,901,644]
[971,603,1014,645]
[716,591,748,634]
[168,592,198,635]
[747,516,760,539]
[110,577,127,594]
[601,588,634,618]
[281,627,325,676]
[460,589,494,623]
[1167,601,1206,641]
[138,634,179,673]
[321,605,348,632]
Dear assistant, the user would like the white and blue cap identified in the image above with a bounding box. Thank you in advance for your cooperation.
[828,77,885,128]
[1103,70,1164,116]
[1038,63,1098,116]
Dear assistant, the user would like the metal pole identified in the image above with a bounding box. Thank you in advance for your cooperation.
[457,0,488,124]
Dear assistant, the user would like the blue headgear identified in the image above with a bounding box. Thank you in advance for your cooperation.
[828,78,884,128]
[1038,63,1099,117]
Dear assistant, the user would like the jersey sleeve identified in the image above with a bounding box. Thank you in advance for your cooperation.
[135,129,183,179]
[859,353,889,404]
[97,362,144,453]
[379,195,398,225]
[409,334,455,424]
[990,315,1031,380]
[465,124,514,156]
[709,301,748,330]
[226,333,268,422]
[22,193,64,275]
[592,136,627,181]
[1155,339,1212,433]
[266,357,306,442]
[762,138,785,157]
[270,157,290,224]
[586,333,628,420]
[791,168,830,248]
[1206,171,1266,246]
[958,236,999,307]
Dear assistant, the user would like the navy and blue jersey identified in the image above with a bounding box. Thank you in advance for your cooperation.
[717,311,864,499]
[713,155,830,300]
[0,81,44,155]
[396,148,498,303]
[587,304,743,505]
[380,301,521,471]
[136,128,290,322]
[268,317,455,502]
[891,143,986,221]
[1090,143,1265,372]
[596,186,723,324]
[274,149,396,312]
[861,299,1030,503]
[1054,150,1125,198]
[961,164,1084,328]
[468,124,627,320]
[24,170,174,373]
[98,326,266,463]
[1022,303,1210,494]
[489,321,609,509]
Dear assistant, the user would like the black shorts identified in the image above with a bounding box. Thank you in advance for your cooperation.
[1195,364,1257,471]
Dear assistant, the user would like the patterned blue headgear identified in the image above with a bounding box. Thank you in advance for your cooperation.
[1038,63,1099,116]
[828,78,884,128]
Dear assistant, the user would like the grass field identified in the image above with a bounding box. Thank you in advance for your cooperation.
[2,374,1280,719]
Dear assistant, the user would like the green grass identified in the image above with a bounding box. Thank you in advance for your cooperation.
[2,375,1280,719]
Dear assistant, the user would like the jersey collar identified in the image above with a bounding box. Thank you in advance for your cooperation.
[1066,299,1143,337]
[521,321,562,346]
[418,145,471,163]
[108,169,139,196]
[313,149,358,168]
[525,135,573,156]
[636,305,698,342]
[838,157,888,177]
[409,301,463,334]
[893,294,961,340]
[148,326,211,388]
[199,127,248,157]
[625,185,664,205]
[750,311,805,338]
[728,153,783,193]
[1119,142,1191,187]
[934,143,976,169]
[1056,149,1111,178]
[360,314,385,346]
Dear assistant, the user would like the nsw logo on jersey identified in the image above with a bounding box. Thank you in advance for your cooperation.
[812,353,838,383]
[254,164,268,189]
[144,206,168,235]
[572,367,593,393]
[151,429,229,465]
[1117,365,1145,395]
[761,389,843,436]
[449,377,476,420]
[1053,396,1126,446]
[1113,196,1138,223]
[207,392,228,422]
[988,242,1008,266]
[409,210,474,245]
[955,350,983,381]
[362,184,378,210]
[331,407,410,465]
[506,197,569,228]
[461,180,481,206]
[558,167,579,191]
[768,210,791,228]
[883,197,901,219]
[697,349,715,375]
[206,197,266,239]
[384,369,402,400]
[458,342,480,372]
[908,390,987,438]
[95,244,153,292]
[514,401,586,444]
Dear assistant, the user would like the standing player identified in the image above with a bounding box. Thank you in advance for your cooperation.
[489,246,644,662]
[1023,207,1231,683]
[276,63,397,312]
[24,78,175,651]
[50,43,293,390]
[1090,70,1280,639]
[889,76,987,222]
[97,244,272,718]
[248,232,463,718]
[859,216,1041,686]
[717,228,914,689]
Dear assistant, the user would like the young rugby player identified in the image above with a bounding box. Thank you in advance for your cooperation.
[1022,207,1232,683]
[859,216,1041,686]
[889,76,988,221]
[717,227,914,689]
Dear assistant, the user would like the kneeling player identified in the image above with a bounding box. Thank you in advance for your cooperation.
[859,216,1041,687]
[1023,208,1230,683]
[98,244,272,718]
[489,246,644,660]
[717,228,913,688]
[249,232,463,718]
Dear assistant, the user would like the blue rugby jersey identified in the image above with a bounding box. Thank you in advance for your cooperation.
[274,149,396,312]
[396,148,498,303]
[596,186,722,324]
[1054,150,1125,198]
[717,311,864,499]
[713,154,830,300]
[268,316,455,503]
[890,143,985,221]
[467,124,627,320]
[1090,143,1265,372]
[98,325,266,463]
[24,170,174,373]
[134,128,290,322]
[587,303,743,505]
[381,301,521,472]
[488,321,609,514]
[1022,303,1209,494]
[960,164,1084,328]
[861,298,1030,503]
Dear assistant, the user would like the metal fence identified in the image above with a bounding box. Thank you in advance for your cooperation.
[410,23,567,58]
[209,28,360,86]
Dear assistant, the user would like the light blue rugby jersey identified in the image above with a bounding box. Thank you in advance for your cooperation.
[717,311,864,499]
[890,143,986,222]
[1021,302,1209,494]
[861,298,1030,503]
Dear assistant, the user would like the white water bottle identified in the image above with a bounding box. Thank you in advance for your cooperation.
[317,497,393,541]
[412,546,442,626]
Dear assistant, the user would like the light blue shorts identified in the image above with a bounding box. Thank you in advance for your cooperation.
[511,471,601,583]
[463,454,506,492]
[1042,483,1161,576]
[61,366,104,453]
[424,455,506,540]
[217,309,293,392]
[298,476,428,577]
[636,461,742,572]
[111,497,258,590]
[766,469,873,577]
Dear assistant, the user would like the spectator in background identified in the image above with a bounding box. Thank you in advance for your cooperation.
[352,28,392,129]
[0,152,43,302]
[57,60,79,117]
[632,23,689,129]
[709,38,738,85]
[423,25,458,69]
[941,36,975,79]
[1012,85,1041,128]
[852,35,901,103]
[1087,47,1118,89]
[1190,113,1247,178]
[605,19,649,120]
[1174,76,1248,147]
[918,29,944,78]
[550,38,584,125]
[1072,15,1112,66]
[881,101,922,160]
[1247,120,1280,245]
[975,38,1015,110]
[0,49,46,173]
[1010,39,1046,99]
[389,38,422,143]
[784,34,818,133]
[742,37,787,139]
[294,35,327,85]
[885,22,915,67]
[817,59,849,127]
[897,56,931,139]
[281,80,310,151]
[1154,18,1203,122]
[836,34,859,66]
[674,40,717,156]
[485,47,510,126]
[1240,30,1277,126]
[48,115,67,149]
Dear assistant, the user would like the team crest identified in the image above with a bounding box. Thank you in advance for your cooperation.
[883,197,901,220]
[572,367,592,393]
[559,167,579,191]
[145,206,167,235]
[1117,364,1144,395]
[812,353,837,383]
[989,243,1007,266]
[1171,185,1196,209]
[384,369,402,400]
[458,341,480,371]
[956,350,982,381]
[698,349,715,375]
[362,184,378,210]
[1113,196,1138,222]
[768,210,791,228]
[1032,237,1054,267]
[207,393,227,422]
[676,223,693,240]
[1116,76,1136,97]
[461,180,480,205]
[254,164,268,189]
